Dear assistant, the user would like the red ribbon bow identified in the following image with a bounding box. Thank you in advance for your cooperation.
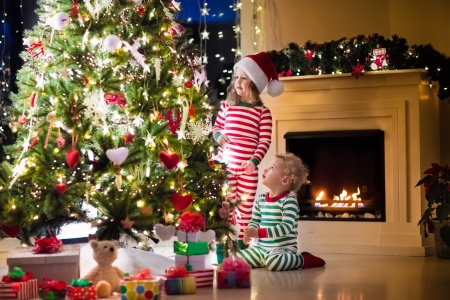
[179,211,204,233]
[130,269,153,280]
[39,278,67,292]
[221,257,252,272]
[32,236,63,253]
[166,265,188,278]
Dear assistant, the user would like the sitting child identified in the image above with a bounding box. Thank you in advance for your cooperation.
[235,153,325,271]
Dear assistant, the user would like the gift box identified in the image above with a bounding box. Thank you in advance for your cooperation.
[38,277,66,300]
[119,279,160,300]
[0,280,38,300]
[187,269,214,288]
[7,245,80,284]
[173,241,208,256]
[217,270,250,289]
[176,231,199,243]
[66,285,96,300]
[164,277,196,295]
[39,289,66,300]
[174,255,206,271]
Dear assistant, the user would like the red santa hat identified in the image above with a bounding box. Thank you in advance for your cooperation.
[234,52,284,97]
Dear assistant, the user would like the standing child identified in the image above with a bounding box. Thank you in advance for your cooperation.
[237,153,326,271]
[213,52,284,249]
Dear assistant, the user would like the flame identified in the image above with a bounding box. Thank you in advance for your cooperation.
[316,191,324,200]
[352,187,361,200]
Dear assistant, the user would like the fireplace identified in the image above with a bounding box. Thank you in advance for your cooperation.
[285,130,385,221]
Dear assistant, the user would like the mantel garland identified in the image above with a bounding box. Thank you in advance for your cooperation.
[266,33,450,101]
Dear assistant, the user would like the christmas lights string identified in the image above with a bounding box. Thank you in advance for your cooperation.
[232,0,241,61]
[197,0,209,64]
[250,0,264,54]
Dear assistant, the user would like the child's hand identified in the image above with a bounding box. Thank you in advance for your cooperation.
[244,227,258,238]
[241,160,256,174]
[243,236,252,245]
[217,134,230,145]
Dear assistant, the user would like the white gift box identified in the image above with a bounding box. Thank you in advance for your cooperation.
[0,279,38,300]
[188,269,214,288]
[177,231,199,242]
[174,254,206,271]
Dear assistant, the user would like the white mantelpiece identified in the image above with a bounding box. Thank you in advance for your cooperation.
[259,69,441,256]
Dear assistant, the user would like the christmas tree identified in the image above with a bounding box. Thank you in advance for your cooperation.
[0,0,232,245]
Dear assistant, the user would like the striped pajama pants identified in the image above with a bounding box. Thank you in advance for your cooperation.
[234,245,304,271]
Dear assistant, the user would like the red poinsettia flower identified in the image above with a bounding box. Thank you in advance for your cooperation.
[423,163,446,176]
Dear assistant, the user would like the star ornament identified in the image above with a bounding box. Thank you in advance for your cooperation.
[59,67,69,78]
[120,217,135,229]
[200,30,210,40]
[123,132,136,144]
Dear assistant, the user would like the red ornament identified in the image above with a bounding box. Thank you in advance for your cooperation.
[208,158,214,167]
[27,41,44,58]
[304,45,317,61]
[159,151,180,170]
[188,103,195,118]
[1,222,20,238]
[137,5,145,15]
[29,91,38,108]
[286,69,293,77]
[351,61,365,79]
[30,135,38,149]
[66,148,80,168]
[166,108,181,134]
[70,2,79,18]
[104,92,126,108]
[83,77,89,85]
[168,23,185,37]
[56,183,67,195]
[123,132,136,144]
[18,115,27,125]
[278,71,286,77]
[56,136,66,148]
[184,81,193,89]
[170,193,193,211]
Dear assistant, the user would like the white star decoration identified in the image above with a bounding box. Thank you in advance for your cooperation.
[59,67,69,78]
[36,74,46,89]
[23,37,31,46]
[143,131,156,147]
[200,30,210,40]
[201,7,210,16]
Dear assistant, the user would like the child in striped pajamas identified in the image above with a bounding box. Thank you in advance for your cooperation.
[235,153,326,271]
[213,52,284,250]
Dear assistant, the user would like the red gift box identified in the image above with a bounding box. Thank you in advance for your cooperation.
[66,285,97,300]
[187,269,214,288]
[217,271,250,289]
[0,280,38,300]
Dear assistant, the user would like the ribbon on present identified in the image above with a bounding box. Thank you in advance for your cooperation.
[220,257,251,272]
[166,265,188,278]
[129,268,154,280]
[40,278,66,292]
[1,267,33,283]
[179,211,204,232]
[70,279,91,287]
[32,236,63,253]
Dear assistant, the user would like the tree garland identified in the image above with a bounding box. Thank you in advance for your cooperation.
[266,33,450,101]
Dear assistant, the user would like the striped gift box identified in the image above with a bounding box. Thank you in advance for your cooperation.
[0,279,38,300]
[188,269,214,288]
[164,277,196,295]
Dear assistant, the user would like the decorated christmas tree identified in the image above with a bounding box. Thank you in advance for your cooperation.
[0,0,232,245]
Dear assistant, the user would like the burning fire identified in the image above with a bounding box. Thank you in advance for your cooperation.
[315,187,364,208]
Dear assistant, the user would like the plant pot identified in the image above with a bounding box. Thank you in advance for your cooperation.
[431,219,450,259]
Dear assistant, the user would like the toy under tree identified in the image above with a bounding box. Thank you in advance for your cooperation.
[0,0,232,246]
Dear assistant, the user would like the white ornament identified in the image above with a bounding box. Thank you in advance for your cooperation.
[103,35,122,52]
[200,29,210,40]
[229,223,241,241]
[154,58,161,82]
[23,37,31,46]
[50,12,70,30]
[154,224,176,241]
[106,147,129,165]
[122,38,150,73]
[194,67,207,91]
[198,230,215,243]
[59,67,69,78]
[176,100,189,140]
[115,173,123,191]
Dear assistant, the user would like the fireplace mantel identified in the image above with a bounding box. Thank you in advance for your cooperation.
[259,69,440,256]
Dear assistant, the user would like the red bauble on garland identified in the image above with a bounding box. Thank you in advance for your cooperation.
[168,23,185,37]
[137,5,145,15]
[170,193,193,211]
[159,151,180,170]
[55,183,67,195]
[1,222,21,238]
[18,115,27,125]
[184,81,193,89]
[66,149,80,168]
[104,92,126,107]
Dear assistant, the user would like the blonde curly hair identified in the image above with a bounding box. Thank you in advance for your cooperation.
[226,73,263,106]
[276,153,309,192]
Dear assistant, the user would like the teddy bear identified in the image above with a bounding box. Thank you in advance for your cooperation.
[83,240,124,298]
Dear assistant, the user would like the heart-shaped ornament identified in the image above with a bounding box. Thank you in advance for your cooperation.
[106,147,129,165]
[229,223,241,241]
[154,224,176,241]
[55,183,67,195]
[66,149,80,168]
[218,202,230,219]
[1,222,21,238]
[170,193,193,211]
[199,230,215,243]
[159,151,180,170]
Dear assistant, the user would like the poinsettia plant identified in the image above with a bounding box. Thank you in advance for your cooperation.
[415,163,450,245]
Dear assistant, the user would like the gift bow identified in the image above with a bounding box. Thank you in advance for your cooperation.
[32,236,63,254]
[1,267,33,283]
[165,265,188,278]
[70,279,91,287]
[220,257,251,272]
[40,277,67,292]
[179,211,204,232]
[130,268,153,280]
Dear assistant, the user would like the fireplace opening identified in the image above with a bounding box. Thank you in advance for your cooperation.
[285,130,386,222]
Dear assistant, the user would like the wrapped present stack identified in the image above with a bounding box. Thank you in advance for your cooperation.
[174,211,214,288]
[119,268,161,300]
[7,237,80,285]
[0,267,38,300]
[38,278,67,300]
[66,279,96,300]
[217,257,251,289]
[164,265,196,295]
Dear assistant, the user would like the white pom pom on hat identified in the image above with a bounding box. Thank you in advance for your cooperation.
[234,52,284,97]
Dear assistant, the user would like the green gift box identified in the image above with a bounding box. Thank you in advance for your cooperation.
[173,241,208,256]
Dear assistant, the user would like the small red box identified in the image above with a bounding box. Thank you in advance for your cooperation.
[66,285,97,300]
[217,270,250,289]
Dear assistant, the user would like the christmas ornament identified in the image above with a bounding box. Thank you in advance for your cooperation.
[83,77,89,85]
[120,217,134,229]
[106,147,129,165]
[371,48,387,70]
[56,135,66,148]
[194,68,206,91]
[50,12,71,31]
[139,206,152,215]
[304,45,317,61]
[170,1,181,11]
[55,183,67,195]
[155,58,161,82]
[70,2,79,18]
[66,149,80,168]
[186,113,212,143]
[168,22,185,37]
[188,103,195,118]
[198,230,215,243]
[179,211,204,232]
[29,92,38,108]
[176,102,189,139]
[184,81,193,89]
[229,223,241,241]
[123,132,136,144]
[159,151,180,170]
[59,67,69,78]
[1,222,21,238]
[166,108,181,134]
[115,173,122,191]
[103,34,122,52]
[122,38,150,73]
[137,5,145,15]
[154,224,176,241]
[30,135,39,149]
[18,115,27,125]
[208,158,214,167]
[286,69,293,77]
[200,30,210,40]
[170,193,193,211]
[351,60,365,79]
[27,41,45,58]
[218,202,230,219]
[104,92,126,107]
